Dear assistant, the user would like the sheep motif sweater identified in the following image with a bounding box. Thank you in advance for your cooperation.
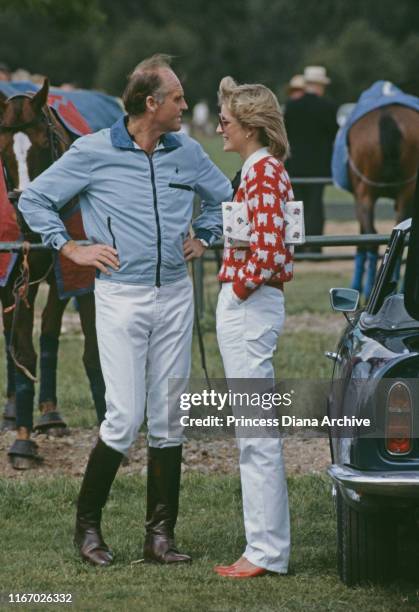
[218,152,294,300]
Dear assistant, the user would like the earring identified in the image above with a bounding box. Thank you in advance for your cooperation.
[246,133,251,139]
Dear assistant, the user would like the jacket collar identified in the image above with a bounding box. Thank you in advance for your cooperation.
[110,115,183,151]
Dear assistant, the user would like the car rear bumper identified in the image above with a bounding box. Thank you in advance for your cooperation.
[328,464,419,497]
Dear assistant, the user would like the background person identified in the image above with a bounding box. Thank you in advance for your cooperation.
[284,65,338,251]
[18,54,232,567]
[286,74,305,101]
[214,76,294,579]
[191,99,211,136]
[0,62,11,81]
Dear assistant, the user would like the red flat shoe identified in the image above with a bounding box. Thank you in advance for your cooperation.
[215,565,269,578]
[213,562,240,574]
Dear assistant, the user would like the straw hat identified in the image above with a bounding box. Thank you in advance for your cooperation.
[303,66,331,85]
[288,74,305,90]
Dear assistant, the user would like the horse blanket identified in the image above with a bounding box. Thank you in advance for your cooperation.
[0,81,123,133]
[332,81,419,192]
[0,82,124,295]
[0,168,19,286]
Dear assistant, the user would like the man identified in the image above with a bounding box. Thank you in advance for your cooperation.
[284,66,338,250]
[19,54,232,567]
[286,74,305,101]
[0,62,11,82]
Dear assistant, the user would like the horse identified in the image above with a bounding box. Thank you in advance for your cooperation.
[0,78,106,469]
[348,104,419,299]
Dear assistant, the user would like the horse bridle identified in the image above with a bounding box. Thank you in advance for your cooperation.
[0,94,72,236]
[0,93,71,182]
[0,94,73,381]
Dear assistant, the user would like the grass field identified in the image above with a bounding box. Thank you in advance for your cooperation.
[0,267,347,427]
[1,474,418,612]
[3,265,418,611]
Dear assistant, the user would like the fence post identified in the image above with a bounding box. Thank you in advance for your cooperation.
[193,258,204,319]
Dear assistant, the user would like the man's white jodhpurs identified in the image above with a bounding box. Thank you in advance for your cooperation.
[95,276,193,455]
[216,283,290,574]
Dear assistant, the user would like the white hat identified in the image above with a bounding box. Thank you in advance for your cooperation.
[303,66,331,85]
[288,74,305,90]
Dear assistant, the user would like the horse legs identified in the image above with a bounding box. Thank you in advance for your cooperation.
[352,193,378,301]
[1,285,16,429]
[77,292,106,424]
[351,248,367,293]
[8,283,42,469]
[38,278,69,415]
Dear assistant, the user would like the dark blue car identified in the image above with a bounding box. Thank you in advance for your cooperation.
[327,218,419,585]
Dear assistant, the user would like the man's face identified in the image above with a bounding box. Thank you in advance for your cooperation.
[152,69,188,132]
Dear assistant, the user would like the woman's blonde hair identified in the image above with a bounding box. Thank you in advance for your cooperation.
[218,76,289,160]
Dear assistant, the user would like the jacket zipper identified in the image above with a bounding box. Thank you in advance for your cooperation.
[147,153,161,287]
[107,216,116,249]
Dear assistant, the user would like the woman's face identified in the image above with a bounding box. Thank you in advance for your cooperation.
[216,103,248,154]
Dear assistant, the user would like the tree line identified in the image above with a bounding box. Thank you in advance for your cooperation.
[1,0,419,108]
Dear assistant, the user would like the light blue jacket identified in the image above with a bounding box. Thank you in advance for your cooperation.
[18,116,232,286]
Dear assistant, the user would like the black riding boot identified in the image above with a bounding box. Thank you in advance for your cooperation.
[74,438,123,566]
[143,445,191,564]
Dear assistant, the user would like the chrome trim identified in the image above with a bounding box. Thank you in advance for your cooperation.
[324,351,341,362]
[328,464,419,497]
[394,218,411,232]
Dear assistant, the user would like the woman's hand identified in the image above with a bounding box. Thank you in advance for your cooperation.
[183,237,206,261]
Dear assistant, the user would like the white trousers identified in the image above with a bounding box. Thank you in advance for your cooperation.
[216,283,290,573]
[95,276,193,455]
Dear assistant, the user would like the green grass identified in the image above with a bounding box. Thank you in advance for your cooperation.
[1,266,417,609]
[195,134,242,179]
[0,329,337,429]
[0,473,417,612]
[0,267,347,427]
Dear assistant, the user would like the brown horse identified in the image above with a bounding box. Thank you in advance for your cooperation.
[0,79,105,469]
[348,104,419,298]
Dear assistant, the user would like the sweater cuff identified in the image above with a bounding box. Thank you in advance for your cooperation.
[232,281,252,301]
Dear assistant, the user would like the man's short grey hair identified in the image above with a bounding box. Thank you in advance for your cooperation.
[122,54,173,116]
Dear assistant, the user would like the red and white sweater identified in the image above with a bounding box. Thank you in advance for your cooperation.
[218,152,294,300]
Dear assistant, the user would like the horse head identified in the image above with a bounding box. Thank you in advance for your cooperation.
[0,78,72,237]
[0,79,52,193]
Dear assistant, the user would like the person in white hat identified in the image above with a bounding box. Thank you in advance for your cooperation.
[304,65,331,96]
[287,74,305,100]
[284,65,337,251]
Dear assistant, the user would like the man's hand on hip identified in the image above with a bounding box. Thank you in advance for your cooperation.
[183,237,206,261]
[61,240,120,275]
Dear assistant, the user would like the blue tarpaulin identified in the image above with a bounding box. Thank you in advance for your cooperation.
[0,80,123,133]
[0,81,123,293]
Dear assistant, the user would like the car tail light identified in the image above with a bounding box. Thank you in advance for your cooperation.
[386,382,412,455]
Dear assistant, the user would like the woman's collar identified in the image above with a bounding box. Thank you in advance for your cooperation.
[240,147,270,180]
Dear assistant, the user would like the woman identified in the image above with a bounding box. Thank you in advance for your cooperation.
[215,77,294,579]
